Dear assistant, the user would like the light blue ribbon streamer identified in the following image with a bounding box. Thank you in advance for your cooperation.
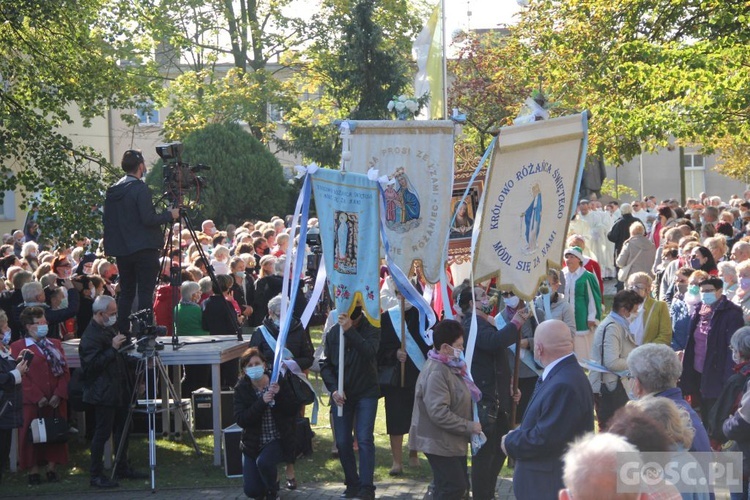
[376,183,435,344]
[259,325,294,361]
[272,173,312,385]
[387,306,426,371]
[439,136,498,320]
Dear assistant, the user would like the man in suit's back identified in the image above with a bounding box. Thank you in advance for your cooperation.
[502,319,594,500]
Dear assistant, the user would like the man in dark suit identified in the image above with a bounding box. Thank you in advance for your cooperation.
[501,319,594,500]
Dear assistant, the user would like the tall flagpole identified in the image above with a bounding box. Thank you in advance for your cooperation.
[441,0,448,119]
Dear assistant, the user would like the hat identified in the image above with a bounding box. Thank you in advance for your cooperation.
[578,199,589,205]
[563,246,584,263]
[699,277,724,291]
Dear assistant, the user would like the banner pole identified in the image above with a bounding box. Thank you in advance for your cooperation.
[338,325,345,417]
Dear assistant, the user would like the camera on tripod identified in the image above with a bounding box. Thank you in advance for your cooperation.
[156,142,210,204]
[128,309,167,354]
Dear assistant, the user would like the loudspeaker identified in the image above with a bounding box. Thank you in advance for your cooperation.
[191,388,234,430]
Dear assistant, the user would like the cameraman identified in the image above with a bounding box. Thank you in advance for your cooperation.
[103,150,179,336]
[79,295,142,488]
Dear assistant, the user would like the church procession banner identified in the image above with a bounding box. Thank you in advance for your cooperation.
[345,120,455,284]
[310,168,382,326]
[473,113,589,301]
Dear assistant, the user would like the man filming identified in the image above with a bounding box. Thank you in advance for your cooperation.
[103,150,179,336]
[79,295,143,488]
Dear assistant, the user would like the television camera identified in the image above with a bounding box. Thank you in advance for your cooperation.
[128,309,166,354]
[155,142,210,205]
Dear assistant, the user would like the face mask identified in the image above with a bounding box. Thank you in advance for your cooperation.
[104,314,117,327]
[89,286,97,299]
[504,296,520,309]
[451,346,463,361]
[263,247,270,255]
[733,350,742,364]
[2,331,10,345]
[271,316,280,327]
[690,258,702,269]
[236,271,246,279]
[741,278,750,291]
[245,365,264,380]
[59,298,68,309]
[35,324,48,338]
[688,285,700,295]
[701,292,718,306]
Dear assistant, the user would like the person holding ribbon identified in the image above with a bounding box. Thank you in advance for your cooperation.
[10,306,70,485]
[376,290,430,476]
[233,347,298,500]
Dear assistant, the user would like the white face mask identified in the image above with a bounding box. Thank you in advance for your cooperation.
[104,314,117,327]
[504,296,520,309]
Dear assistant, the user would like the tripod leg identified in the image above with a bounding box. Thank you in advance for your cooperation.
[148,358,157,492]
[155,358,202,456]
[111,358,145,481]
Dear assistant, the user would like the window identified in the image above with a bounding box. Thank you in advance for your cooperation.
[136,102,160,126]
[267,103,283,123]
[0,189,16,221]
[684,153,705,199]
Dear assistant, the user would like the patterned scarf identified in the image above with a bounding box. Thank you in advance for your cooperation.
[428,349,482,402]
[35,338,67,377]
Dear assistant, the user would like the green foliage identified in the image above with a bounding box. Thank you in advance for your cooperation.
[180,122,291,225]
[0,0,160,244]
[600,178,638,201]
[510,0,750,174]
[277,0,425,166]
[448,31,535,151]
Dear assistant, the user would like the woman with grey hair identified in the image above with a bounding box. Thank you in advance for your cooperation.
[616,221,657,283]
[709,326,750,449]
[627,343,711,451]
[175,281,208,336]
[719,261,739,302]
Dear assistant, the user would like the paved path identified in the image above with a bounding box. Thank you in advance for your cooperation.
[12,477,516,499]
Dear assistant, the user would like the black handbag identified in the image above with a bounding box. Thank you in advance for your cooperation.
[29,408,69,444]
[285,370,315,406]
[597,324,629,427]
[377,364,398,387]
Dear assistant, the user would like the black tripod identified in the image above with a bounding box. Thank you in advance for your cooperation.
[111,339,201,492]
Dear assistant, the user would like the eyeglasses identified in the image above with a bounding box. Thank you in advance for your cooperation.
[500,292,514,298]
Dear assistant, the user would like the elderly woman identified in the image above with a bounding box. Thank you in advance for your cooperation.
[175,281,208,336]
[534,269,576,338]
[0,310,30,484]
[409,319,481,500]
[616,221,656,283]
[627,343,711,451]
[633,397,696,452]
[734,260,750,325]
[562,246,603,359]
[20,241,39,272]
[719,261,739,301]
[626,272,672,346]
[10,307,70,485]
[721,328,750,500]
[705,235,729,264]
[589,290,643,429]
[234,347,298,500]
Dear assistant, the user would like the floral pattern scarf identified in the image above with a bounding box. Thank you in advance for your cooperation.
[35,338,67,377]
[428,349,482,402]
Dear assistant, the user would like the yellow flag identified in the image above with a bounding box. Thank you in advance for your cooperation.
[413,3,443,119]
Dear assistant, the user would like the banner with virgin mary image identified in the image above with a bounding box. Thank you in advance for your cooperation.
[473,113,589,301]
[311,168,381,326]
[345,120,455,284]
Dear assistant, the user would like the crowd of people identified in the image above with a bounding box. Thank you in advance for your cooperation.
[5,148,750,500]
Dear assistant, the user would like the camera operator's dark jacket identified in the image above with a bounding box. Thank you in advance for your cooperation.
[233,371,298,462]
[249,317,314,371]
[320,317,380,402]
[79,319,130,407]
[103,176,173,257]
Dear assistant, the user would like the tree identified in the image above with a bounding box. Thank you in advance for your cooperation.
[176,122,291,225]
[510,0,750,174]
[277,0,425,166]
[448,30,534,151]
[0,0,160,244]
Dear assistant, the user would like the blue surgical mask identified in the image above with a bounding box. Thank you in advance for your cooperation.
[245,365,264,380]
[2,331,10,345]
[741,278,750,291]
[35,324,48,338]
[701,292,718,306]
[690,258,702,269]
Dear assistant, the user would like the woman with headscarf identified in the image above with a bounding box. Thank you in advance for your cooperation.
[74,252,97,277]
[10,307,70,485]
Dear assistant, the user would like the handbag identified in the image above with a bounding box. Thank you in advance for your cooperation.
[29,408,69,444]
[597,324,629,427]
[284,369,315,406]
[377,364,398,387]
[617,246,643,282]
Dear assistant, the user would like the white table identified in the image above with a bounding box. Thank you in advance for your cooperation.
[62,335,248,466]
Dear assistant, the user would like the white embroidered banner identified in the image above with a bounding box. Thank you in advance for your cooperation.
[473,114,589,300]
[346,120,455,284]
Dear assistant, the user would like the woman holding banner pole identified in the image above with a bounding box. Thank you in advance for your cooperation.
[377,289,430,475]
[320,305,380,500]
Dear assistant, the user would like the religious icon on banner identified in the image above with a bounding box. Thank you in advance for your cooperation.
[334,211,358,275]
[520,182,543,253]
[450,199,475,239]
[385,167,421,232]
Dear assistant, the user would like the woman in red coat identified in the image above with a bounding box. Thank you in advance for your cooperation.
[10,306,70,485]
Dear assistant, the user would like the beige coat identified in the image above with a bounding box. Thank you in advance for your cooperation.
[617,234,657,280]
[409,357,474,457]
